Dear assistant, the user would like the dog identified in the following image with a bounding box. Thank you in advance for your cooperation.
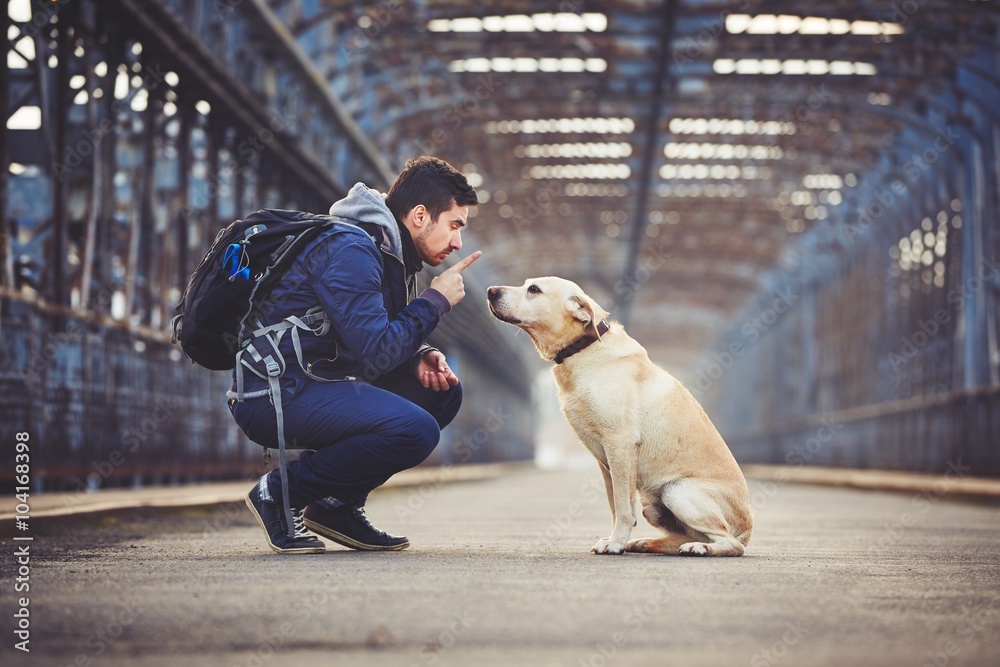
[487,277,753,556]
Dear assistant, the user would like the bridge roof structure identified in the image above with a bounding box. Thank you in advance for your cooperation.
[261,0,996,368]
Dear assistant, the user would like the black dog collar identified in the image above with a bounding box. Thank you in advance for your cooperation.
[553,320,611,364]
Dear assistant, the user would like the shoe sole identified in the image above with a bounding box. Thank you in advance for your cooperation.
[245,494,325,555]
[303,517,410,551]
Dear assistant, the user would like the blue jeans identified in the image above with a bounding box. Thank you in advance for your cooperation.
[232,365,462,509]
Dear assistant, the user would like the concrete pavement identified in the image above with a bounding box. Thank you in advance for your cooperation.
[5,461,998,522]
[0,462,522,521]
[2,465,999,666]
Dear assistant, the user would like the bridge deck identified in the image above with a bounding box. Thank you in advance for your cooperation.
[2,465,998,666]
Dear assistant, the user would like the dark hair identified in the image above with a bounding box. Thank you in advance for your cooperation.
[385,156,479,224]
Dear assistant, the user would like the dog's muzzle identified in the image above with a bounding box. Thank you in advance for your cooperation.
[486,286,521,324]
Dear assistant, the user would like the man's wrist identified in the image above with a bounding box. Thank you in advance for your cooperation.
[419,288,451,316]
[412,345,439,375]
[417,346,440,361]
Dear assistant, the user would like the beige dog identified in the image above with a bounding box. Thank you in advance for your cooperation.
[487,277,753,556]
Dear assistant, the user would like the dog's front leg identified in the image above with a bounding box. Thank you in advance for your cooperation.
[597,460,615,517]
[592,441,638,555]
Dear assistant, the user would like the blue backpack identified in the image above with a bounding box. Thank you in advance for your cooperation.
[172,208,354,538]
[172,209,339,370]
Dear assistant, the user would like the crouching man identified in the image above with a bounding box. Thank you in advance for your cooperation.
[234,156,481,553]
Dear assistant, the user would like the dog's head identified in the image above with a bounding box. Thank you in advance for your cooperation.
[487,277,610,362]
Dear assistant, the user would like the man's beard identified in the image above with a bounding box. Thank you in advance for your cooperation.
[416,223,448,266]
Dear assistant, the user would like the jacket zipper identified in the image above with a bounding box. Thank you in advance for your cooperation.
[378,246,416,304]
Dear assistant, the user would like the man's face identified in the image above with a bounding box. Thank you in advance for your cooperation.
[414,201,467,267]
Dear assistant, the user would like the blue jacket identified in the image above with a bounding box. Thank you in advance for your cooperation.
[232,183,450,397]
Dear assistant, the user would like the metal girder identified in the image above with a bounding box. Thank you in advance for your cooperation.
[113,0,334,198]
[4,0,996,479]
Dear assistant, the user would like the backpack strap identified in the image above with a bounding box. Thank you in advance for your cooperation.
[234,306,337,397]
[276,307,333,383]
[233,305,353,539]
[269,369,293,542]
[235,334,295,538]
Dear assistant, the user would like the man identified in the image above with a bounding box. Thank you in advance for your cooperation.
[234,156,480,554]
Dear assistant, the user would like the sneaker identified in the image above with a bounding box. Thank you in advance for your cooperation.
[245,474,325,554]
[303,500,409,551]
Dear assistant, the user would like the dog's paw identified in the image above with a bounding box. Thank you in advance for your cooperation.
[625,538,651,553]
[591,537,627,555]
[678,542,712,556]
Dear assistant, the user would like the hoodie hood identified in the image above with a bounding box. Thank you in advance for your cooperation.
[329,182,403,263]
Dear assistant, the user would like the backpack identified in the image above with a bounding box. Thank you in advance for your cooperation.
[172,208,355,540]
[171,209,341,370]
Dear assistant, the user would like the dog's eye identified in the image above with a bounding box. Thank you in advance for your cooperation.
[527,284,542,294]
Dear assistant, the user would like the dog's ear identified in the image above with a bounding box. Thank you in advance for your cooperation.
[567,295,603,340]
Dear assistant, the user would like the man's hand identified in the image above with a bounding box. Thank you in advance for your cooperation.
[417,350,459,391]
[429,251,482,308]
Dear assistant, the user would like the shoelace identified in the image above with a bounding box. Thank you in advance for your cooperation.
[291,509,311,539]
[352,507,388,537]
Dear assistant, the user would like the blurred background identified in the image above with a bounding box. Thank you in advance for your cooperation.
[1,0,998,493]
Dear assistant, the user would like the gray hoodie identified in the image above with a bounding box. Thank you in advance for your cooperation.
[329,182,405,266]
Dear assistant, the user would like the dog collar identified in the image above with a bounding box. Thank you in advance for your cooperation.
[553,320,611,364]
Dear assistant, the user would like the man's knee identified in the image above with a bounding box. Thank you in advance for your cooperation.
[399,409,441,465]
[435,381,463,428]
[449,380,463,408]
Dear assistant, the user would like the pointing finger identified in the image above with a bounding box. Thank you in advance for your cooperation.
[447,251,482,274]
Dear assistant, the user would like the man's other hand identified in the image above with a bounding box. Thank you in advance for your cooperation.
[417,350,459,391]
